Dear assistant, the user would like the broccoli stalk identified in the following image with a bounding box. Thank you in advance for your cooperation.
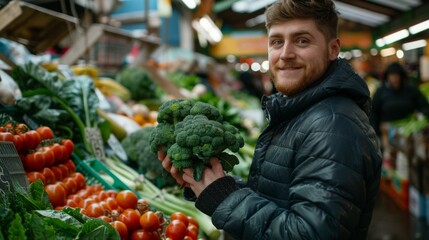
[150,99,244,181]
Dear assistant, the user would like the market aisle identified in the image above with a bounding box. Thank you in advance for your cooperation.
[367,190,429,240]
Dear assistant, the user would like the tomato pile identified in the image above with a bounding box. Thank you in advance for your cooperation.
[61,187,203,240]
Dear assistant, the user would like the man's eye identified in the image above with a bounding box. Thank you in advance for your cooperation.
[297,38,309,45]
[271,39,283,46]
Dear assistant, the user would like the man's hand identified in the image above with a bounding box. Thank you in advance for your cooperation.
[158,151,186,187]
[182,157,225,197]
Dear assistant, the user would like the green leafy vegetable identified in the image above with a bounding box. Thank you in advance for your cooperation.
[12,61,99,155]
[0,181,119,240]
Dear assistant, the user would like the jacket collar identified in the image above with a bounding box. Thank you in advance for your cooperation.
[262,58,371,125]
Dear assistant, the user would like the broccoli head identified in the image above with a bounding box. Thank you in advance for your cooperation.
[122,126,176,187]
[150,99,245,181]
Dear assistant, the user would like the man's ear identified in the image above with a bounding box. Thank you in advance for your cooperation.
[329,38,341,60]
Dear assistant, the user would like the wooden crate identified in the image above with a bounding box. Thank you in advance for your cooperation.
[0,0,79,54]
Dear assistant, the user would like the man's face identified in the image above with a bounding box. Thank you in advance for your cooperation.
[268,19,340,96]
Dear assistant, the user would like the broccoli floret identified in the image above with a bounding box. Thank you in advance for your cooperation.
[122,126,176,187]
[174,115,232,160]
[189,101,223,122]
[156,99,194,124]
[149,123,175,152]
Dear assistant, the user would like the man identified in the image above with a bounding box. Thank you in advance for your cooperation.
[159,0,382,239]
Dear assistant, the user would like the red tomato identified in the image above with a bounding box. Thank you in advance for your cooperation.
[137,198,150,213]
[63,177,78,195]
[41,167,56,184]
[85,202,105,218]
[36,126,54,140]
[64,159,76,173]
[45,182,67,208]
[13,134,24,152]
[99,215,112,222]
[130,229,159,240]
[70,172,86,190]
[165,219,187,240]
[23,151,45,171]
[50,143,66,164]
[65,198,79,208]
[110,220,128,240]
[51,166,64,181]
[98,201,112,213]
[57,164,70,178]
[26,171,46,185]
[41,147,55,167]
[22,130,42,150]
[105,197,119,211]
[187,216,199,229]
[79,198,96,209]
[170,212,189,227]
[186,223,199,240]
[116,190,138,210]
[118,208,141,232]
[14,123,28,134]
[140,211,160,232]
[0,132,14,142]
[61,139,75,159]
[67,194,83,205]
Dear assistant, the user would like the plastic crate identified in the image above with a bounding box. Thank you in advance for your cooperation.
[74,156,139,197]
[0,142,29,190]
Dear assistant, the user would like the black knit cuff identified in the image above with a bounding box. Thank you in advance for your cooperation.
[195,176,238,216]
[183,187,197,201]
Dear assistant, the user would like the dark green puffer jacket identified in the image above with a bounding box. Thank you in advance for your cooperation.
[195,59,382,240]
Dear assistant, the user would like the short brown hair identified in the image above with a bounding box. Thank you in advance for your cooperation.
[265,0,339,40]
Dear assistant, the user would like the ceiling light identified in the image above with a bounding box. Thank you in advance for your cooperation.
[409,19,429,35]
[368,0,420,11]
[382,29,409,45]
[402,39,427,51]
[396,50,404,59]
[199,15,223,43]
[232,0,276,13]
[333,1,389,27]
[192,15,223,44]
[246,14,266,27]
[181,0,200,10]
[380,47,396,57]
[375,39,385,47]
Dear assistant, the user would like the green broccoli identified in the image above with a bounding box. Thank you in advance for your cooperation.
[150,99,244,181]
[116,67,161,101]
[121,126,176,188]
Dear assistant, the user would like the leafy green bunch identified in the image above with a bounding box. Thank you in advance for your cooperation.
[0,181,118,240]
[149,99,244,181]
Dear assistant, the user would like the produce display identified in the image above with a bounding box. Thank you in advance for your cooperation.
[0,44,260,239]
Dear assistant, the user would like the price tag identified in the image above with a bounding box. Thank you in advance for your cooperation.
[107,134,128,162]
[85,127,106,160]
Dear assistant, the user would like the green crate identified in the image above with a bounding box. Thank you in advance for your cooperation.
[73,157,140,197]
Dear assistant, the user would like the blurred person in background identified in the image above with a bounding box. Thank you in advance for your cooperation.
[159,0,382,239]
[370,62,429,146]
